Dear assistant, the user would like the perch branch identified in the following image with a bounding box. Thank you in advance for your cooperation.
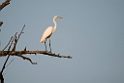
[0,50,72,58]
[0,50,72,64]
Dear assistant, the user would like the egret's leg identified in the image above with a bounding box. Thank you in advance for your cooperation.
[44,42,47,51]
[49,38,52,53]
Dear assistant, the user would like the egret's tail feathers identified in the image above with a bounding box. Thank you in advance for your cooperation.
[40,39,43,43]
[40,40,42,43]
[40,38,45,43]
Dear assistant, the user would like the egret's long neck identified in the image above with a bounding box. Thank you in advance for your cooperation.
[52,17,57,33]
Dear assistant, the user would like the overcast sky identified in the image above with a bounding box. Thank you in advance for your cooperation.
[0,0,124,83]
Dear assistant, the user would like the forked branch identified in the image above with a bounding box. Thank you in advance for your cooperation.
[0,24,25,83]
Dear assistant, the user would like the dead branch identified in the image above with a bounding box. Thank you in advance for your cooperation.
[0,24,25,83]
[17,25,25,40]
[12,25,25,51]
[0,50,72,64]
[1,25,25,70]
[0,21,3,26]
[0,0,11,32]
[18,55,37,64]
[2,37,13,51]
[0,0,11,11]
[0,41,13,83]
[0,50,72,58]
[0,52,12,83]
[0,71,4,83]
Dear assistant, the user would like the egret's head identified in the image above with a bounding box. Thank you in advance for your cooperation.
[54,16,63,19]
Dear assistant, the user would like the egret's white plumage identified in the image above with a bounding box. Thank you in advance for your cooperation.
[40,16,62,52]
[40,26,53,42]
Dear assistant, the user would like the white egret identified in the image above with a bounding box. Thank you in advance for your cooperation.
[40,16,62,52]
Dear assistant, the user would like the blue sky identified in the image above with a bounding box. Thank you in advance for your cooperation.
[0,0,124,83]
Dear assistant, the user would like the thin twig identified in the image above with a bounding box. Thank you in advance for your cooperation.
[2,37,13,51]
[6,58,14,68]
[17,25,25,41]
[7,37,13,51]
[11,25,25,51]
[11,32,18,51]
[18,55,37,64]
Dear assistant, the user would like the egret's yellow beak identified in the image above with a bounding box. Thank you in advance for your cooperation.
[58,16,63,19]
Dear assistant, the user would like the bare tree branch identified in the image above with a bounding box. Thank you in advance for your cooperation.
[0,21,3,32]
[11,32,18,51]
[17,25,25,40]
[0,25,25,83]
[12,25,25,51]
[1,34,16,73]
[0,50,72,65]
[18,55,37,64]
[0,51,13,83]
[0,50,72,58]
[0,0,11,11]
[2,37,13,51]
[0,1,11,82]
[0,21,3,26]
[0,71,4,83]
